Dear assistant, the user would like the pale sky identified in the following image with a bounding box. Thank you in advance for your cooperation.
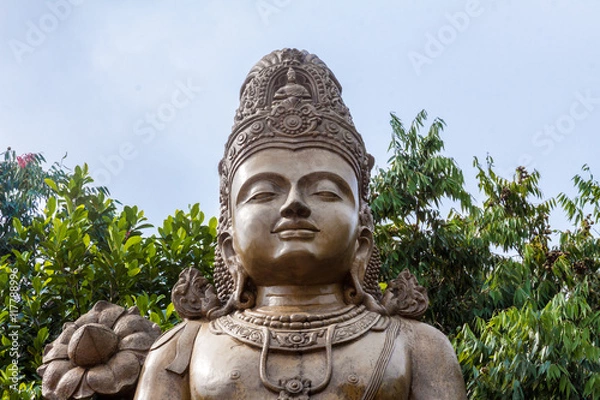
[2,0,599,232]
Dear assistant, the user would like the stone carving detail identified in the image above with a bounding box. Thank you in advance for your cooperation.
[234,48,352,126]
[214,306,380,352]
[171,267,220,319]
[37,301,161,400]
[271,331,322,349]
[333,312,383,342]
[364,246,384,301]
[277,376,311,400]
[222,49,371,206]
[214,315,266,345]
[382,269,429,319]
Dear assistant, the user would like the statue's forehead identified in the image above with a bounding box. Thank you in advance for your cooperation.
[230,148,358,192]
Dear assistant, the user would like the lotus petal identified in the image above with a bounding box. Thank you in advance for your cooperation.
[57,322,78,344]
[74,311,98,327]
[87,351,140,394]
[42,341,69,364]
[97,302,126,328]
[40,359,73,395]
[54,366,85,400]
[36,363,48,378]
[113,312,159,338]
[68,323,119,367]
[118,331,158,352]
[92,300,121,314]
[71,374,95,399]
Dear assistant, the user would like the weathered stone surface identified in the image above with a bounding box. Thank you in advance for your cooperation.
[134,49,467,399]
[38,301,160,399]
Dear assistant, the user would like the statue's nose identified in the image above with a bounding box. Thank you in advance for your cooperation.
[280,190,311,218]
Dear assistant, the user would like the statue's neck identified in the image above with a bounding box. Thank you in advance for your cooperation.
[253,283,348,314]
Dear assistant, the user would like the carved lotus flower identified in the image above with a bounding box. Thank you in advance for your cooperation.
[277,376,311,400]
[37,301,161,400]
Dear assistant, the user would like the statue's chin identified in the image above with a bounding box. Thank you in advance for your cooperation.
[242,252,353,287]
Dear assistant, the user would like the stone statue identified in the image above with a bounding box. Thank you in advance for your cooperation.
[135,49,466,399]
[39,48,467,399]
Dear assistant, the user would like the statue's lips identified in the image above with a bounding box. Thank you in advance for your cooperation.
[272,221,320,239]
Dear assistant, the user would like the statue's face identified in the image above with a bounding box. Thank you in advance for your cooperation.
[226,148,366,286]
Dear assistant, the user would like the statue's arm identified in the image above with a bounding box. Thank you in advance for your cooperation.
[404,319,467,400]
[134,322,196,400]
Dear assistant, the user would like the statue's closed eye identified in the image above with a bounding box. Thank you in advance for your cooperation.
[309,179,344,201]
[312,190,341,200]
[247,191,278,202]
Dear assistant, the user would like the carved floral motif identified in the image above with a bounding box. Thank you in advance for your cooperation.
[277,376,311,400]
[171,267,220,319]
[37,301,161,400]
[215,307,380,352]
[271,331,322,349]
[381,269,429,319]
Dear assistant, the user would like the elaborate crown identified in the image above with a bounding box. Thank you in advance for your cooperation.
[219,48,374,202]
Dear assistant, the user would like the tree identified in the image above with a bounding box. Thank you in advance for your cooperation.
[370,111,489,333]
[0,149,68,257]
[0,156,217,398]
[3,111,600,399]
[371,111,600,399]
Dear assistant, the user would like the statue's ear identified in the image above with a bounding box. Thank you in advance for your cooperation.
[218,231,254,310]
[345,227,375,307]
[219,231,238,269]
[354,227,374,283]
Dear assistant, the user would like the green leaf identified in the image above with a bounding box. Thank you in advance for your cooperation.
[46,196,56,215]
[44,178,58,192]
[124,235,142,250]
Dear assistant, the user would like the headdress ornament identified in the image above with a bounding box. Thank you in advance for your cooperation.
[219,48,374,204]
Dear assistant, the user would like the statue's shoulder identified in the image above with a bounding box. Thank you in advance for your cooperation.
[397,317,460,367]
[134,320,204,400]
[397,317,452,348]
[148,319,204,373]
[149,320,187,350]
[395,317,467,400]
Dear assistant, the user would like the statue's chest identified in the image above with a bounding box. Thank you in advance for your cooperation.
[188,322,411,400]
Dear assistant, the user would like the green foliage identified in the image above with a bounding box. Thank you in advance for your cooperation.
[557,164,600,227]
[372,111,600,399]
[370,111,486,332]
[0,149,68,257]
[2,113,599,400]
[458,162,599,399]
[0,156,216,398]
